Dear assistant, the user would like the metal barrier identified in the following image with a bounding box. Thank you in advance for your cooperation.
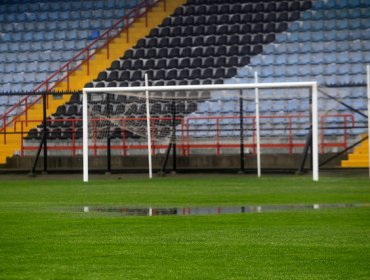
[15,113,353,157]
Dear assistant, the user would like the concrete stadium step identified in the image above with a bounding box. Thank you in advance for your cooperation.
[341,160,369,168]
[0,94,70,163]
[341,137,369,168]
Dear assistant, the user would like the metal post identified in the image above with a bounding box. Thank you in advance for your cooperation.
[255,72,261,177]
[106,94,112,174]
[159,142,172,175]
[82,90,89,182]
[296,129,312,174]
[239,90,245,173]
[172,100,177,173]
[312,83,319,181]
[42,92,48,174]
[309,92,313,171]
[367,65,370,178]
[145,74,153,179]
[107,137,111,174]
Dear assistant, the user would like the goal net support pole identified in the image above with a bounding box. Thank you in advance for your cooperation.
[145,74,153,179]
[83,89,89,182]
[311,83,319,182]
[254,72,261,178]
[82,82,319,182]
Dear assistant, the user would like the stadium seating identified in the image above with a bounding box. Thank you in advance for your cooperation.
[86,0,312,88]
[1,0,369,161]
[232,0,369,86]
[221,0,369,139]
[24,0,369,143]
[41,0,311,144]
[0,0,139,96]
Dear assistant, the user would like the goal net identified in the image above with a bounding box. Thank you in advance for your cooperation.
[83,81,326,182]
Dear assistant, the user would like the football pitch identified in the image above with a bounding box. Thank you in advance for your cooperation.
[0,174,369,279]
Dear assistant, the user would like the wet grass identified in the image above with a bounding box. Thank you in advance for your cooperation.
[0,175,369,279]
[0,175,369,210]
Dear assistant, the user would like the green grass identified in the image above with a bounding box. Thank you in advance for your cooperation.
[0,175,370,209]
[0,175,369,279]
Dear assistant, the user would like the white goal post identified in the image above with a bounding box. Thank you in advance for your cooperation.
[82,81,319,182]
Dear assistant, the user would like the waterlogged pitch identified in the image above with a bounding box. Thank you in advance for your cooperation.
[0,175,369,279]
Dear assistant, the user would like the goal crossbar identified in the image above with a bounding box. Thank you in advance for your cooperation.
[82,81,319,182]
[83,82,317,93]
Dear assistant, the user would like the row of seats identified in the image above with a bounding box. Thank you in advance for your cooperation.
[97,67,238,82]
[0,18,123,33]
[24,123,324,141]
[187,125,359,138]
[0,83,38,93]
[276,29,367,43]
[123,45,264,60]
[197,100,309,114]
[0,9,126,24]
[149,23,288,38]
[230,73,365,86]
[1,72,50,83]
[251,52,368,66]
[0,95,25,106]
[264,41,369,55]
[1,28,108,42]
[90,102,198,116]
[110,56,250,71]
[1,40,88,53]
[137,34,274,49]
[87,78,225,88]
[301,7,368,20]
[0,0,138,14]
[161,12,301,27]
[289,18,368,32]
[313,0,368,9]
[0,51,77,64]
[239,64,364,78]
[24,127,83,141]
[177,2,310,16]
[185,0,307,7]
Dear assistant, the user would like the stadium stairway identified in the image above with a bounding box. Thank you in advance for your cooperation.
[54,0,186,91]
[341,137,369,167]
[0,94,70,163]
[0,0,186,164]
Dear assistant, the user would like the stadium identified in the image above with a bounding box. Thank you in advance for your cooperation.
[0,0,369,278]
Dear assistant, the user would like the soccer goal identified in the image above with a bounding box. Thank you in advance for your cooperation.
[82,79,322,182]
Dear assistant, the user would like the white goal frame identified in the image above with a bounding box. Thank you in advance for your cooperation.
[82,81,319,182]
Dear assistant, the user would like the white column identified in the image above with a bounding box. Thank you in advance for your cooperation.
[254,72,261,177]
[82,90,89,182]
[312,83,319,181]
[145,74,153,179]
[367,65,370,178]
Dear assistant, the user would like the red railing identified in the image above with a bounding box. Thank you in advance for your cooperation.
[185,114,354,156]
[15,113,354,157]
[0,0,165,137]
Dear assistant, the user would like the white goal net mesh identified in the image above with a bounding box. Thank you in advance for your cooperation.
[85,84,366,162]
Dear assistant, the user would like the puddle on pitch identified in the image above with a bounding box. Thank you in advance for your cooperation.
[81,203,369,217]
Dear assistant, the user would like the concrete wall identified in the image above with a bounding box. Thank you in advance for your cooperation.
[2,153,345,172]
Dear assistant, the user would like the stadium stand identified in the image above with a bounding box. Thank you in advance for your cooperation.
[0,0,185,163]
[0,0,369,168]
